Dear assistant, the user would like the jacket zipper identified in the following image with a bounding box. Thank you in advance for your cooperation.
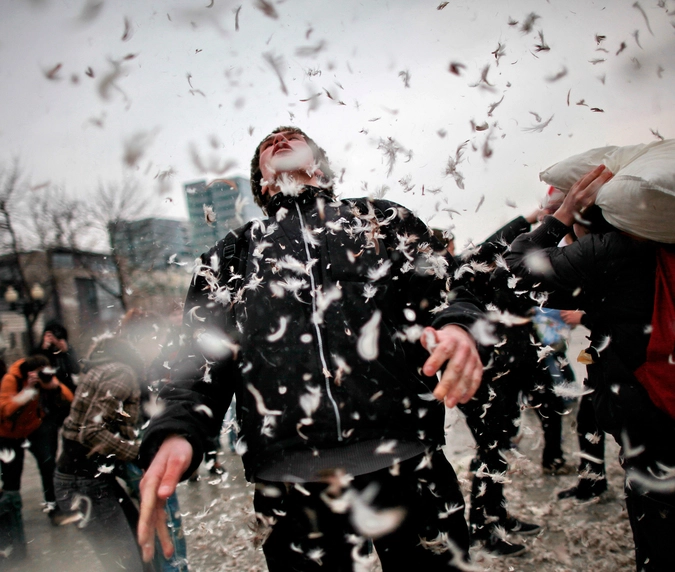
[295,202,343,442]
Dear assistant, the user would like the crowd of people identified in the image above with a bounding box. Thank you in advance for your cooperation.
[0,127,673,572]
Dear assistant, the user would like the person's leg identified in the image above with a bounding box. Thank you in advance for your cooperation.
[54,471,146,572]
[125,462,188,572]
[370,449,470,571]
[0,438,25,493]
[27,422,57,504]
[559,392,607,500]
[625,489,675,572]
[525,362,567,472]
[0,490,27,561]
[462,400,509,540]
[576,392,606,477]
[254,480,355,572]
[204,435,224,474]
[0,439,27,561]
[461,387,534,555]
[159,492,189,572]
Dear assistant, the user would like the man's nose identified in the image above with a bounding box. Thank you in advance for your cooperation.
[272,133,289,146]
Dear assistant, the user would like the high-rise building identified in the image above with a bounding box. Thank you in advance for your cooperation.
[184,176,263,255]
[111,218,191,270]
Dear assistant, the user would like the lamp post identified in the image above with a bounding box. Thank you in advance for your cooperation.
[4,283,46,350]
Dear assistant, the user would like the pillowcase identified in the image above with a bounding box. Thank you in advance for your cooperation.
[539,139,675,243]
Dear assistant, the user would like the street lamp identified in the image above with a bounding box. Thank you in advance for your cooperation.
[4,284,44,307]
[4,286,18,305]
[30,283,44,302]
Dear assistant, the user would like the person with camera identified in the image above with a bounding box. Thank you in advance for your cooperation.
[0,354,73,561]
[54,311,169,572]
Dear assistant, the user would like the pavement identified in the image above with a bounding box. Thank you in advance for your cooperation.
[2,327,636,571]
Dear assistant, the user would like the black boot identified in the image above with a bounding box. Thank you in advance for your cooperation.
[557,478,607,500]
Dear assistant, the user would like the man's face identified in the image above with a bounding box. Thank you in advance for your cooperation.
[258,130,315,196]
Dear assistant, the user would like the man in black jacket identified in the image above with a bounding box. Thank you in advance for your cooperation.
[503,165,675,572]
[137,127,485,571]
[450,212,567,556]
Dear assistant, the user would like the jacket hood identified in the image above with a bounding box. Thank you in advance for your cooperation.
[7,359,26,380]
[83,336,145,376]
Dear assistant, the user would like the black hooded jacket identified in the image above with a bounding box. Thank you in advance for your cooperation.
[503,216,675,469]
[140,188,484,480]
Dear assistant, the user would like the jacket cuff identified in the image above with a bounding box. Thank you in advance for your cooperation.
[526,215,571,248]
[138,428,205,481]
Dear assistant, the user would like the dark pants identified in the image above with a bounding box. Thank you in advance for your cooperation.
[253,449,470,571]
[522,364,566,467]
[0,491,26,561]
[461,356,565,539]
[54,470,146,572]
[461,376,518,537]
[0,421,57,504]
[625,489,675,572]
[575,392,605,478]
[589,357,675,572]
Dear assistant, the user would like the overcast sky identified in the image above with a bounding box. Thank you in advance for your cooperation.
[1,0,674,248]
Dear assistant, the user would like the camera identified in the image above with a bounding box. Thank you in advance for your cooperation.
[38,368,56,384]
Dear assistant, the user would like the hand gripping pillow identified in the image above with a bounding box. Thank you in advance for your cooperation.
[539,140,675,243]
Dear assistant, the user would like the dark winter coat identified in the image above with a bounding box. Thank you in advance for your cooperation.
[503,216,675,470]
[453,215,544,374]
[140,187,484,480]
[32,344,80,394]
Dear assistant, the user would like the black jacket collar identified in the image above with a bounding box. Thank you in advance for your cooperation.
[266,186,334,217]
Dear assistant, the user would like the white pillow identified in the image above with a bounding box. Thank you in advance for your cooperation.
[539,139,675,243]
[539,145,620,191]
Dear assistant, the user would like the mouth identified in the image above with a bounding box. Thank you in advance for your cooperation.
[272,142,292,155]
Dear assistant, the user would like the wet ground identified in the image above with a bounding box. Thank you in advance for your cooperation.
[5,328,636,571]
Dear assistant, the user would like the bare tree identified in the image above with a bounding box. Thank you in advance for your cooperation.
[27,186,97,252]
[0,162,52,348]
[87,178,161,310]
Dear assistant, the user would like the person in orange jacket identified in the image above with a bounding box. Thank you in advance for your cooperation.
[0,354,73,562]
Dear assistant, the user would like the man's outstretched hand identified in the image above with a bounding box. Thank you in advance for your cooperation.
[138,435,193,562]
[421,324,483,408]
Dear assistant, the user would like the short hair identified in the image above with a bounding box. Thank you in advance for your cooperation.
[578,205,616,235]
[20,354,50,376]
[43,320,68,341]
[249,126,335,210]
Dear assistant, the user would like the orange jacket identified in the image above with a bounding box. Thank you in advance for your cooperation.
[0,359,74,439]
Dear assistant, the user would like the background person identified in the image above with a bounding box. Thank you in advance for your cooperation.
[0,354,72,561]
[53,311,166,572]
[503,165,675,571]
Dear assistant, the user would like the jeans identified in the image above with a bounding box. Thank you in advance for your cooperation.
[253,449,470,572]
[125,463,189,572]
[54,470,147,572]
[0,421,57,504]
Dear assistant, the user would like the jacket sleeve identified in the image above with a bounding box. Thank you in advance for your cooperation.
[502,215,603,309]
[0,373,31,420]
[138,235,241,477]
[65,347,81,375]
[46,380,74,404]
[373,200,485,334]
[482,215,531,248]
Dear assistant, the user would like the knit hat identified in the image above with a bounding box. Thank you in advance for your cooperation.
[250,126,335,210]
